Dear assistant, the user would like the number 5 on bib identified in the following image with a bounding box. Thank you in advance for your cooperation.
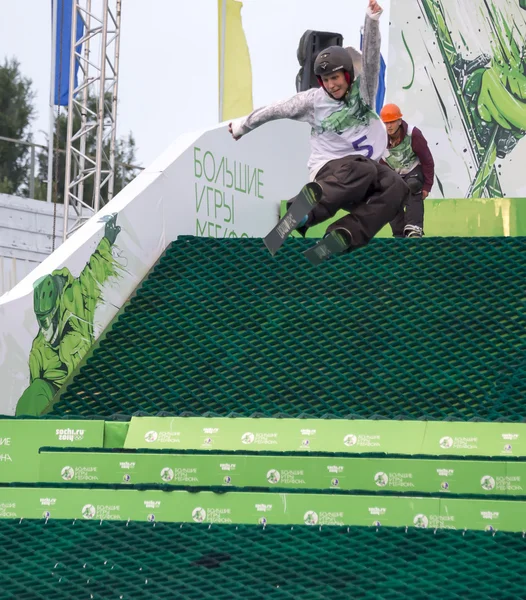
[352,135,373,158]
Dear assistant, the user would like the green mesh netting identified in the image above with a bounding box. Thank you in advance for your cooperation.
[1,521,525,599]
[50,237,525,420]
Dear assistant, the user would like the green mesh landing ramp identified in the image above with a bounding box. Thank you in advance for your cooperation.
[1,521,526,599]
[51,237,525,420]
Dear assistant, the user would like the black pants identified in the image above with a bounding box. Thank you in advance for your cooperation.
[307,155,409,250]
[390,166,424,237]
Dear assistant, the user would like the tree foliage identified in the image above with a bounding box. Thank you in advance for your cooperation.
[0,56,140,202]
[0,57,35,195]
[36,93,140,205]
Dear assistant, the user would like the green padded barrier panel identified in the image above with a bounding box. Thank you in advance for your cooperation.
[280,197,526,238]
[36,449,526,496]
[103,421,129,448]
[50,237,525,421]
[0,419,105,483]
[1,521,526,599]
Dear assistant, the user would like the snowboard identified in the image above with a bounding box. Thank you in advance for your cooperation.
[263,182,322,256]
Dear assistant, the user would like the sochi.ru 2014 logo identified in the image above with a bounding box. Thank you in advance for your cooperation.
[192,507,207,523]
[304,511,319,526]
[266,470,280,484]
[439,436,454,449]
[481,476,496,491]
[61,466,75,481]
[241,432,255,445]
[343,434,357,447]
[144,431,158,443]
[413,514,429,528]
[160,468,174,482]
[374,472,389,487]
[82,504,96,520]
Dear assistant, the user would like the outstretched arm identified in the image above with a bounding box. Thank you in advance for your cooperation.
[77,214,121,308]
[229,88,317,140]
[360,0,383,108]
[412,127,435,197]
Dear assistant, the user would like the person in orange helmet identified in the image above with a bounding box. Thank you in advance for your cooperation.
[380,103,435,238]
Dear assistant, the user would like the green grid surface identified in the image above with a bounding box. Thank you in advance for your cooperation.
[50,236,525,420]
[1,520,526,599]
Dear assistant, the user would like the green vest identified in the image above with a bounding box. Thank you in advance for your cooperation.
[384,125,420,175]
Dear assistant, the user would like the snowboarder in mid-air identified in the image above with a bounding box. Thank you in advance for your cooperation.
[229,0,409,264]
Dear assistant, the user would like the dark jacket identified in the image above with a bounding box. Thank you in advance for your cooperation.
[384,120,435,194]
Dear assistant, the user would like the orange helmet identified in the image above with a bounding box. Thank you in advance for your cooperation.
[380,103,403,123]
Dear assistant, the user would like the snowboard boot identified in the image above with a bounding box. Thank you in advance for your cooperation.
[303,228,352,265]
[404,225,423,238]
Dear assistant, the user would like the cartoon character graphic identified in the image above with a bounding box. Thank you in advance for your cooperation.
[418,0,526,197]
[15,214,122,416]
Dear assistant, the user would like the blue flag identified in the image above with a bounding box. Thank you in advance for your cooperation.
[53,0,84,106]
[360,31,386,114]
[376,53,386,113]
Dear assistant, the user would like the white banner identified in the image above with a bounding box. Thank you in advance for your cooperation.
[0,120,310,416]
[386,0,526,199]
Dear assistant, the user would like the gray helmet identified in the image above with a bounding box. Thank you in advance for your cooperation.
[314,46,355,81]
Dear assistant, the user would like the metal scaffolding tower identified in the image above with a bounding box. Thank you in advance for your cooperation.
[63,0,122,241]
